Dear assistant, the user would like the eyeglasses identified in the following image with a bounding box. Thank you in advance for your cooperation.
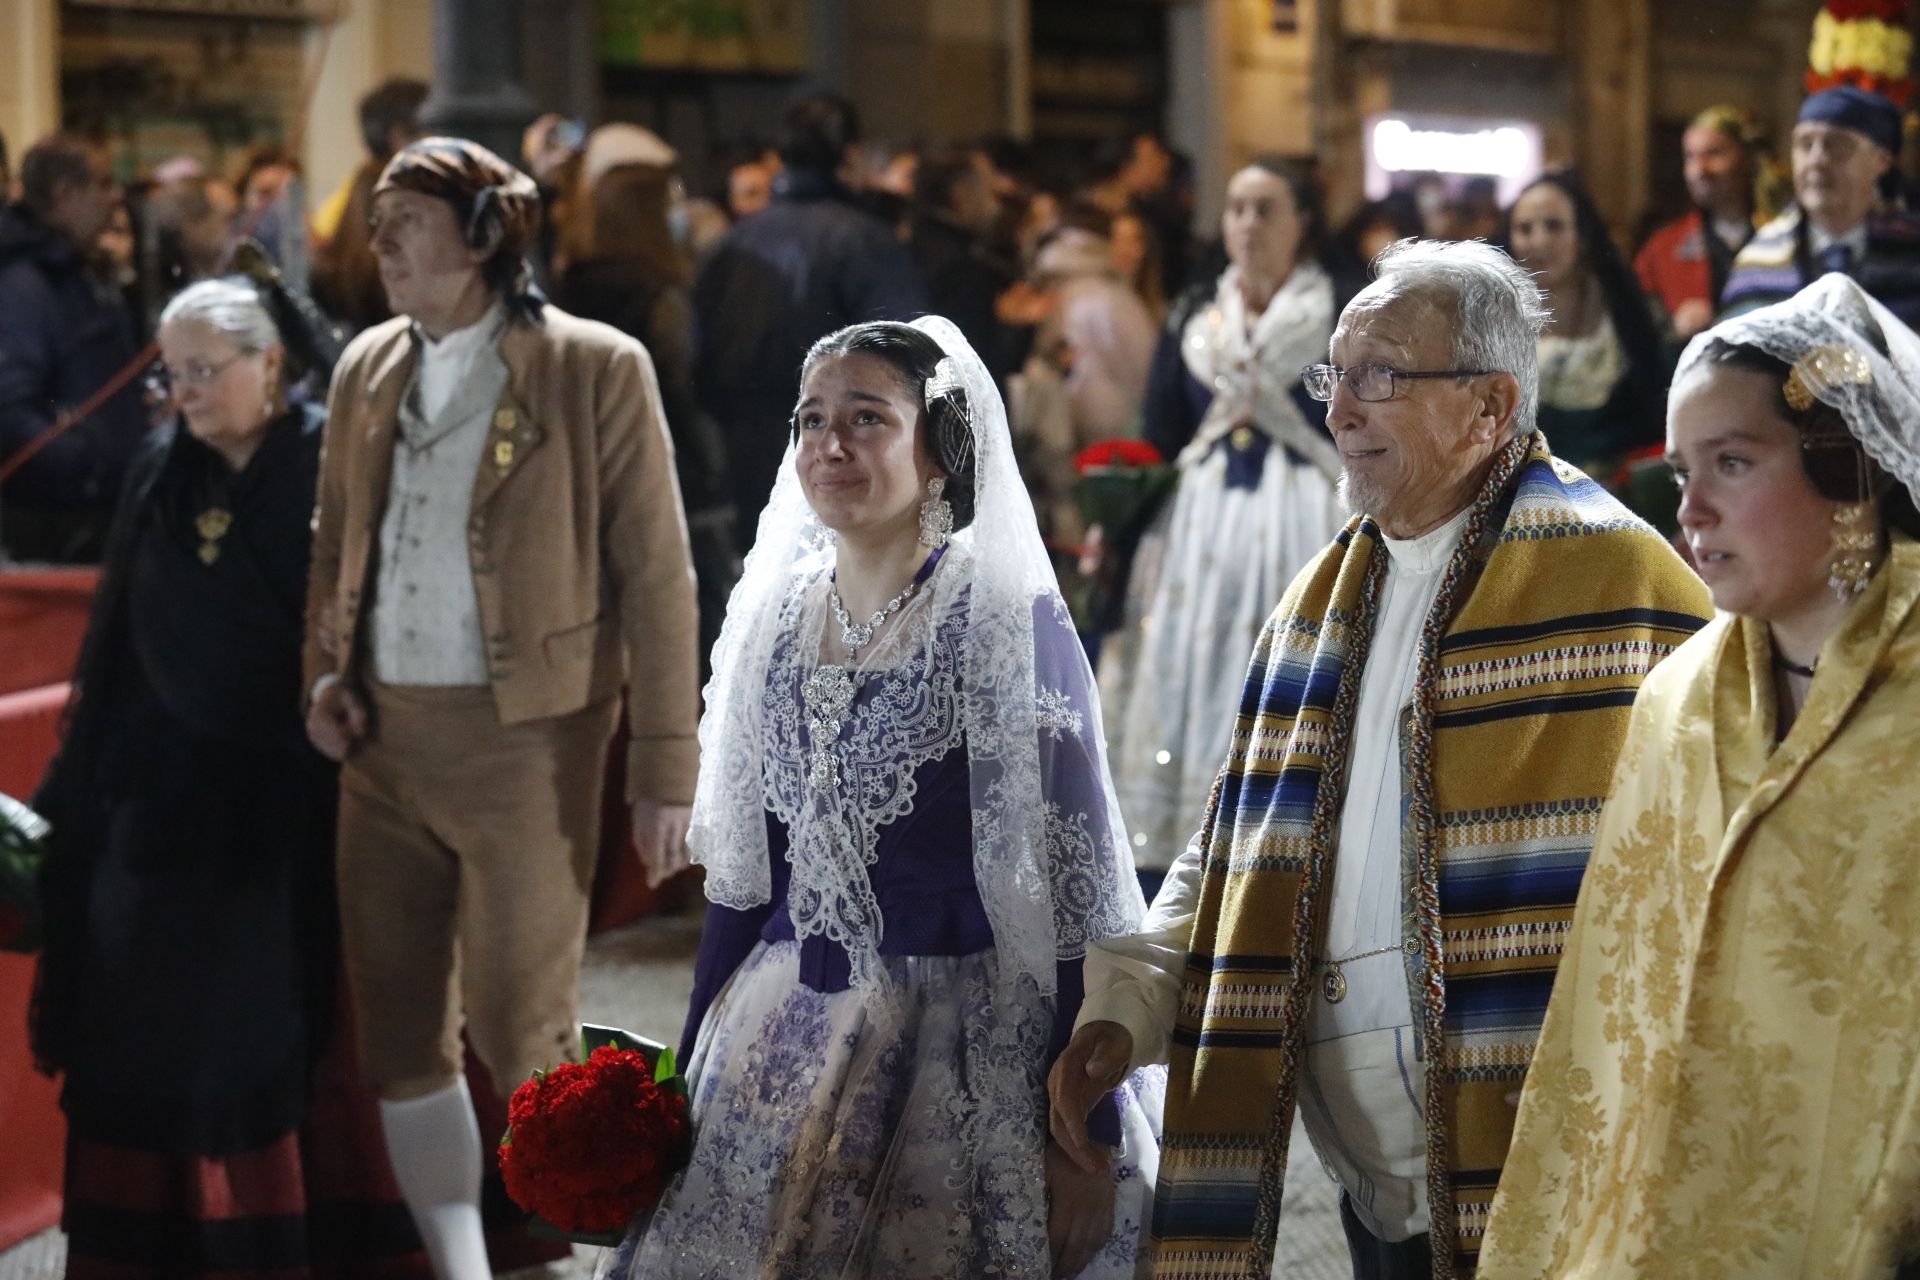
[152,353,248,392]
[1300,362,1501,403]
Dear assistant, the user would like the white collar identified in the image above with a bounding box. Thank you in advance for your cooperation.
[414,303,506,364]
[1380,503,1474,575]
[1807,218,1870,260]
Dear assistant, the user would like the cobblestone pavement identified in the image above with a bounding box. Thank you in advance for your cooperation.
[2,911,1347,1279]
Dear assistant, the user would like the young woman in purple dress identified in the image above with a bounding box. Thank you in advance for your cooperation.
[603,317,1161,1278]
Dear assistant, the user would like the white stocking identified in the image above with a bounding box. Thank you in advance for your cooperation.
[378,1078,491,1280]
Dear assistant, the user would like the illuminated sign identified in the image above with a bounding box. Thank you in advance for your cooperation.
[1363,113,1543,204]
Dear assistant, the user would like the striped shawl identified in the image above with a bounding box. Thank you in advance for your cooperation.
[1151,432,1712,1279]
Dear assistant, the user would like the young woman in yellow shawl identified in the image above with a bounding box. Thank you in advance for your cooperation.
[1479,272,1920,1280]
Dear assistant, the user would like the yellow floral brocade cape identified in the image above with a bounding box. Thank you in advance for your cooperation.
[1480,534,1920,1279]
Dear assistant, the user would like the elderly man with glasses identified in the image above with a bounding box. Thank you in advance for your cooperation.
[1050,239,1712,1280]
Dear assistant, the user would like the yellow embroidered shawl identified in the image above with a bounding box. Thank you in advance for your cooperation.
[1480,533,1920,1280]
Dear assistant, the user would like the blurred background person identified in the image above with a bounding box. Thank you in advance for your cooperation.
[310,77,426,332]
[1451,175,1503,242]
[1406,171,1455,239]
[1505,170,1669,485]
[1111,209,1167,324]
[555,123,740,675]
[29,270,351,1276]
[1331,193,1425,280]
[907,145,1016,378]
[724,142,776,220]
[693,92,928,546]
[1006,211,1158,563]
[1082,130,1190,302]
[0,132,146,563]
[1635,105,1774,341]
[1032,211,1159,442]
[1100,157,1348,893]
[672,139,778,265]
[228,142,302,273]
[141,173,239,324]
[1722,85,1920,326]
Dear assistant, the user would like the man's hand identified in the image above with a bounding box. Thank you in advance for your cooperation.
[305,680,369,762]
[632,799,693,889]
[1046,1138,1115,1279]
[1047,1020,1133,1176]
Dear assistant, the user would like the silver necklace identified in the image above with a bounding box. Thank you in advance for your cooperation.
[805,556,942,791]
[829,575,920,656]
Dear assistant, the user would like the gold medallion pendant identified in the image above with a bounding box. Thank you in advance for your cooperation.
[195,507,233,565]
[1322,965,1348,1005]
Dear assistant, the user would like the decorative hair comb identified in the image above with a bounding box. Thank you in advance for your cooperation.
[925,356,963,401]
[1785,344,1873,411]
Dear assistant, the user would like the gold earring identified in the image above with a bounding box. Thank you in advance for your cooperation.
[1829,500,1877,600]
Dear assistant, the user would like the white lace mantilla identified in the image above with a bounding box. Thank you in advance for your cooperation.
[689,315,1145,1015]
[762,564,967,996]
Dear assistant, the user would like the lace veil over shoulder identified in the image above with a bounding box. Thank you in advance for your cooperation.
[689,316,1145,1010]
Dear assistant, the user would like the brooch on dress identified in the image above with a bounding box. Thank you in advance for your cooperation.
[802,664,856,791]
[195,507,233,565]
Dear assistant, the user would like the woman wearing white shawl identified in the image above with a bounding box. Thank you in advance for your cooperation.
[1100,158,1350,887]
[603,318,1160,1278]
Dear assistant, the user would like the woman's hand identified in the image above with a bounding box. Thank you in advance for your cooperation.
[305,679,368,761]
[1046,1137,1115,1278]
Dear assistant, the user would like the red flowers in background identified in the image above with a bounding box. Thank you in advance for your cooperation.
[1825,0,1906,21]
[1075,439,1165,473]
[500,1044,691,1237]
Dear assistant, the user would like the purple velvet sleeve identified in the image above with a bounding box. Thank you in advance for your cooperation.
[1032,602,1127,1147]
[680,898,775,1062]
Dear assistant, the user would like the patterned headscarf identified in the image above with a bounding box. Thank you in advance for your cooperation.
[374,136,542,301]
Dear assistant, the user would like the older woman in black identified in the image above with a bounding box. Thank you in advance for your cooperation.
[30,268,345,1275]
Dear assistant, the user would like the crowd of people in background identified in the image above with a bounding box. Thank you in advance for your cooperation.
[11,77,1918,583]
[5,57,1920,1280]
[0,88,1812,551]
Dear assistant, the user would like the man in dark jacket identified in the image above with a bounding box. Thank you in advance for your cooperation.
[0,134,147,563]
[693,93,928,543]
[907,148,1017,380]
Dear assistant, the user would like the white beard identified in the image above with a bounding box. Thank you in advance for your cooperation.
[1337,468,1389,522]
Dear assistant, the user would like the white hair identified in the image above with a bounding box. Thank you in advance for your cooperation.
[1357,238,1547,438]
[158,278,280,356]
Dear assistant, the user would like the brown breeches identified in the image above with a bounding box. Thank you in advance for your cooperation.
[335,681,618,1101]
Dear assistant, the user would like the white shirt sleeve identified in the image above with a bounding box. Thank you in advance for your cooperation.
[1075,835,1206,1069]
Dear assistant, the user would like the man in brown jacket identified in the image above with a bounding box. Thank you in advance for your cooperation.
[303,137,699,1279]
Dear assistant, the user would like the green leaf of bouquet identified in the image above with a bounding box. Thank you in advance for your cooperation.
[654,1045,677,1083]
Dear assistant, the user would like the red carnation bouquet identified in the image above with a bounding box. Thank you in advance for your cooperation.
[500,1025,691,1244]
[1073,438,1174,549]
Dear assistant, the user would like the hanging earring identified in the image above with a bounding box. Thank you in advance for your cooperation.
[918,475,953,548]
[1828,500,1877,599]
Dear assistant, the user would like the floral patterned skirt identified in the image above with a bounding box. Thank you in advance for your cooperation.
[601,940,1161,1279]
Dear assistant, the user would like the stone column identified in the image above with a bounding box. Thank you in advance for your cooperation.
[421,0,538,164]
[0,0,61,167]
[1572,0,1652,237]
